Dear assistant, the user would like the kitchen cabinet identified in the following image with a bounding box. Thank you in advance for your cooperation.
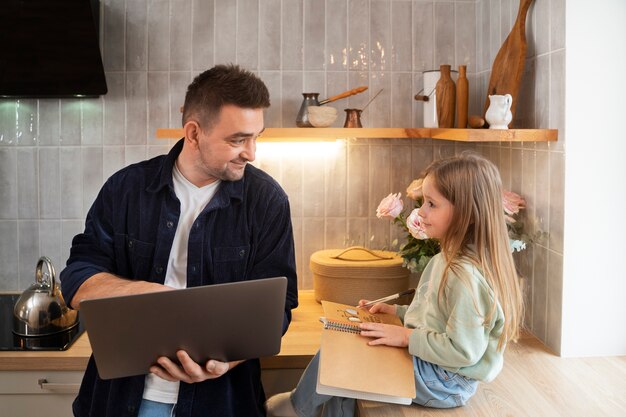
[156,127,558,142]
[0,370,82,417]
[0,369,302,416]
[0,368,306,415]
[0,329,89,417]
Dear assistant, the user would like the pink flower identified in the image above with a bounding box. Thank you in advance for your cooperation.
[406,178,424,201]
[406,208,428,239]
[376,193,403,219]
[502,191,526,216]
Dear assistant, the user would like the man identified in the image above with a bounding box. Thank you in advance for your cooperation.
[61,64,299,417]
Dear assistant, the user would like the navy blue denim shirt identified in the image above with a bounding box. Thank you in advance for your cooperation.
[61,139,298,417]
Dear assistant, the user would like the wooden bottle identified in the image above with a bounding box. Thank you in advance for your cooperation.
[435,64,455,128]
[456,65,469,128]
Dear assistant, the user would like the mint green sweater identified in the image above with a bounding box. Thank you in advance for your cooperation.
[396,253,505,382]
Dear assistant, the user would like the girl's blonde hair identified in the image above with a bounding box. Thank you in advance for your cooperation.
[424,153,523,350]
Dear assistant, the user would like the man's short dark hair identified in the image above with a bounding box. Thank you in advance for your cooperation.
[182,64,270,129]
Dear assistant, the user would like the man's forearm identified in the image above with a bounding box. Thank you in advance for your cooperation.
[70,272,171,309]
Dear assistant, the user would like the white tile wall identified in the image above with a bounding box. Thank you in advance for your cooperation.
[0,0,565,353]
[476,0,565,353]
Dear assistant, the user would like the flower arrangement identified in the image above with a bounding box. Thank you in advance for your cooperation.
[502,190,528,253]
[377,179,529,273]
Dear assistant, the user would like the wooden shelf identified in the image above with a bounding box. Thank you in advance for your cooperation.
[156,127,557,142]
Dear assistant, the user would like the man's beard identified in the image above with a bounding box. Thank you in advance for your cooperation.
[200,158,247,182]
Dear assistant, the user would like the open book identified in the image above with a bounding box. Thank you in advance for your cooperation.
[316,300,416,405]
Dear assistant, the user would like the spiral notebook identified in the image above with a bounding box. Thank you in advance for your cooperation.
[316,300,416,405]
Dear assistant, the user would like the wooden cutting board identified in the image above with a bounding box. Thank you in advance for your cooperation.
[482,0,534,126]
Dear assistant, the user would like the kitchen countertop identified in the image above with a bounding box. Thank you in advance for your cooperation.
[0,290,322,372]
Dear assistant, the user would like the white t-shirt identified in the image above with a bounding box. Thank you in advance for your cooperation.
[142,162,220,404]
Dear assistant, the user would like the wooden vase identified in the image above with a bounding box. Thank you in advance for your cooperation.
[456,65,469,128]
[435,64,456,128]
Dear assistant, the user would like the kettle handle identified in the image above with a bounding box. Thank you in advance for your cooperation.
[35,256,57,295]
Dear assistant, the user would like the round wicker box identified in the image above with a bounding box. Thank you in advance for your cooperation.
[310,246,410,305]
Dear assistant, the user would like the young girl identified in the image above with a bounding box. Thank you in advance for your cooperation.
[266,153,523,416]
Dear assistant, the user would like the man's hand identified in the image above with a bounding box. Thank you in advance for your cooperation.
[149,350,244,383]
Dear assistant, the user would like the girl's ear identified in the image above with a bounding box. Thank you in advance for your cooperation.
[183,120,202,150]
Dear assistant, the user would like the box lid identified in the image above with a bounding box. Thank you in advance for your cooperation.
[310,246,407,279]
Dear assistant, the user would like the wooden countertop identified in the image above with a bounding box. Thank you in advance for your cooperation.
[0,291,322,372]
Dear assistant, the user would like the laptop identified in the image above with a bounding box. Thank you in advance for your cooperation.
[80,276,288,379]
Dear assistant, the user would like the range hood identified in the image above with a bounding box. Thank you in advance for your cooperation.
[0,0,107,98]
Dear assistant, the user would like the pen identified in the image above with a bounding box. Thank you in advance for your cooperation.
[358,288,416,308]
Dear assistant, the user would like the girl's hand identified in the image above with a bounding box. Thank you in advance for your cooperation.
[150,350,244,383]
[359,323,413,348]
[356,300,397,315]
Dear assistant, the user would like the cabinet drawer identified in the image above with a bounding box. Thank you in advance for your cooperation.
[0,371,83,394]
[0,371,83,417]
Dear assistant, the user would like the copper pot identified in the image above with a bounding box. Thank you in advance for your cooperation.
[343,109,363,128]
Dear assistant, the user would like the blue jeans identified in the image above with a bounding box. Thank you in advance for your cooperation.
[137,399,176,417]
[412,356,478,408]
[291,352,356,417]
[290,351,478,417]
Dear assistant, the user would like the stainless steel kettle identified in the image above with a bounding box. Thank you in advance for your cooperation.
[13,256,78,336]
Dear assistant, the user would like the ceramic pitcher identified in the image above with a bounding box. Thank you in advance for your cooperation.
[485,94,513,129]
